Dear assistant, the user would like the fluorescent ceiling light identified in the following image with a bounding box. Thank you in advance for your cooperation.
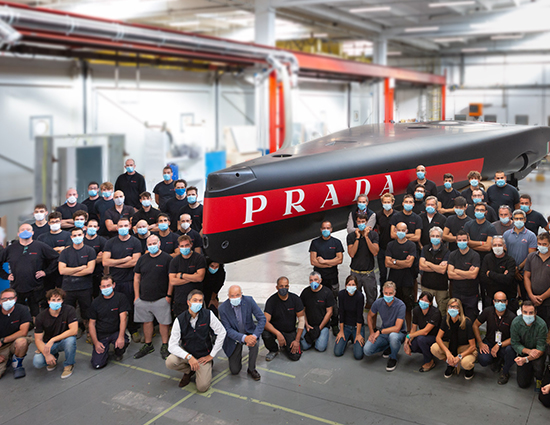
[169,21,199,27]
[387,51,402,56]
[434,37,466,42]
[429,1,475,7]
[405,26,440,33]
[349,6,391,13]
[491,34,524,40]
[313,33,328,38]
[461,47,488,52]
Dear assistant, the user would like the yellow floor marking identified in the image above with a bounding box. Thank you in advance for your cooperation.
[256,367,296,378]
[142,392,195,425]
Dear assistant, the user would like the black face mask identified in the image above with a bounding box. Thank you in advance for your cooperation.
[278,288,289,297]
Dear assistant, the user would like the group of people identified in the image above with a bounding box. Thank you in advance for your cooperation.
[0,161,549,408]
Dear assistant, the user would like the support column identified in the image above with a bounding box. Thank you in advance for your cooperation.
[372,38,387,124]
[269,71,278,153]
[255,0,276,46]
[384,78,394,124]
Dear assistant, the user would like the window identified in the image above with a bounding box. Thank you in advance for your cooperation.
[455,114,467,121]
[515,115,529,125]
[484,114,497,123]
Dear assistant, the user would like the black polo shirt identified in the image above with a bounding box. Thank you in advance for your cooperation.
[420,244,450,290]
[31,223,50,240]
[153,180,175,211]
[264,292,304,334]
[132,207,161,227]
[300,286,335,327]
[59,245,97,291]
[346,230,378,271]
[165,197,189,231]
[103,236,142,283]
[309,236,344,280]
[466,204,498,223]
[460,187,487,205]
[0,304,32,338]
[104,205,136,238]
[55,202,88,219]
[437,188,461,215]
[464,219,497,262]
[477,306,516,345]
[375,209,396,250]
[444,215,472,251]
[169,252,206,305]
[35,304,78,343]
[389,211,423,235]
[134,251,172,301]
[406,179,438,197]
[88,292,131,339]
[420,212,447,246]
[486,184,519,211]
[38,231,72,249]
[448,248,480,296]
[83,235,107,276]
[178,204,203,233]
[154,231,179,254]
[177,228,203,251]
[82,197,100,221]
[525,210,548,235]
[412,305,441,337]
[114,171,146,209]
[440,317,475,346]
[94,198,115,237]
[386,239,417,287]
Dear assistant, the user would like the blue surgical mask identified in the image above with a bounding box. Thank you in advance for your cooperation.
[444,181,452,189]
[321,229,331,238]
[522,314,535,325]
[101,287,114,297]
[158,223,169,231]
[454,208,465,216]
[414,192,424,200]
[2,300,16,311]
[175,188,186,196]
[500,216,510,225]
[396,231,407,240]
[496,179,505,187]
[19,230,32,240]
[88,189,98,197]
[475,211,485,220]
[537,245,549,255]
[520,205,529,213]
[403,204,413,212]
[473,198,481,204]
[181,247,191,256]
[190,302,202,313]
[230,297,241,307]
[495,302,506,312]
[209,266,218,274]
[416,171,425,180]
[163,173,171,181]
[87,227,97,236]
[346,286,357,295]
[147,245,159,255]
[470,179,479,187]
[383,204,392,211]
[137,228,148,235]
[418,300,430,310]
[431,237,441,246]
[49,302,62,311]
[74,220,85,228]
[118,228,129,236]
[514,220,524,229]
[126,166,134,173]
[426,206,436,214]
[71,236,84,245]
[187,196,197,204]
[357,203,367,211]
[358,223,366,231]
[278,288,289,297]
[102,191,112,198]
[141,200,151,207]
[383,295,394,303]
[310,281,320,290]
[457,241,468,250]
[448,308,459,318]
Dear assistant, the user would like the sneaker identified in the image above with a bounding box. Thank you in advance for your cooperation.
[134,343,155,359]
[13,367,26,379]
[266,351,278,362]
[535,379,542,393]
[131,332,142,343]
[386,358,397,371]
[444,366,455,378]
[46,364,57,372]
[85,334,93,345]
[498,372,510,385]
[382,348,391,359]
[160,344,170,360]
[61,365,74,379]
[464,368,475,380]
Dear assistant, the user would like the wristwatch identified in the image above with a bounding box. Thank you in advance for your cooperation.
[525,357,530,364]
[185,354,192,360]
[457,354,463,360]
[393,259,397,265]
[497,341,502,346]
[0,337,4,345]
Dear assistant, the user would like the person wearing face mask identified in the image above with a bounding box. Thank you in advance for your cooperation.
[406,164,438,197]
[262,276,305,362]
[364,281,407,371]
[346,194,376,234]
[524,232,550,328]
[519,194,550,235]
[165,179,189,231]
[131,192,160,234]
[133,235,172,361]
[115,158,146,210]
[443,196,472,251]
[153,214,179,256]
[56,188,88,229]
[300,272,335,353]
[465,189,498,223]
[480,236,517,311]
[376,193,396,291]
[58,228,97,340]
[420,196,447,248]
[404,291,441,372]
[82,181,100,222]
[334,275,365,359]
[473,291,516,385]
[33,288,78,379]
[31,204,50,239]
[219,285,265,381]
[94,182,115,237]
[105,190,137,239]
[176,213,203,254]
[493,205,514,236]
[168,235,206,317]
[103,218,142,342]
[461,170,486,205]
[83,218,107,299]
[202,259,226,315]
[511,301,548,392]
[154,166,175,211]
[88,275,130,369]
[464,203,496,283]
[437,173,461,217]
[0,224,59,319]
[71,211,88,231]
[166,289,226,391]
[134,220,152,254]
[447,231,481,321]
[178,186,204,233]
[389,195,422,244]
[430,298,477,379]
[487,171,520,212]
[0,288,33,379]
[412,184,427,215]
[309,220,344,336]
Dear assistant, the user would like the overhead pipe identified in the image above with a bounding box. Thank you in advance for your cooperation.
[266,55,293,150]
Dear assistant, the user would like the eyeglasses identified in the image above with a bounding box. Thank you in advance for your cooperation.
[448,305,459,309]
[494,299,507,303]
[0,297,16,302]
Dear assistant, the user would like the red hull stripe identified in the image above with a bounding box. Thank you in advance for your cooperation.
[204,158,484,234]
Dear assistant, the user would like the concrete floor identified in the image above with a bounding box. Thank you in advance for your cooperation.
[2,165,550,425]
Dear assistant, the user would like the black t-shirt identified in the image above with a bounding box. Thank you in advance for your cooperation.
[477,306,516,345]
[56,202,88,219]
[406,179,438,197]
[165,197,189,231]
[82,197,100,221]
[88,292,130,339]
[0,304,32,338]
[153,180,175,211]
[444,215,472,251]
[525,210,548,235]
[375,209,396,250]
[132,207,161,227]
[464,219,497,262]
[169,252,206,305]
[300,286,335,327]
[35,304,78,343]
[32,223,50,240]
[134,251,172,301]
[487,184,519,211]
[437,188,461,215]
[448,248,480,296]
[177,228,203,250]
[103,236,142,283]
[412,305,441,337]
[178,204,204,233]
[460,187,486,205]
[420,244,450,290]
[114,171,147,209]
[38,231,72,249]
[346,230,379,271]
[136,234,151,254]
[59,245,97,291]
[309,236,344,280]
[386,239,417,287]
[94,198,115,237]
[466,204,498,223]
[338,289,365,326]
[389,211,423,235]
[104,205,136,238]
[83,235,107,275]
[440,317,475,346]
[264,292,304,334]
[412,200,425,215]
[420,212,447,246]
[154,231,179,254]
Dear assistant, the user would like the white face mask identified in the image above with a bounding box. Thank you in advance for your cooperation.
[67,195,77,204]
[492,246,504,256]
[114,197,125,206]
[50,223,61,232]
[34,213,45,221]
[181,222,190,230]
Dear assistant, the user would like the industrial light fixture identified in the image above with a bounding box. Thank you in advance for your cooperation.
[349,6,391,13]
[405,26,440,32]
[169,21,200,27]
[434,37,466,42]
[313,33,328,38]
[491,34,524,40]
[461,47,488,52]
[387,51,402,56]
[429,1,475,7]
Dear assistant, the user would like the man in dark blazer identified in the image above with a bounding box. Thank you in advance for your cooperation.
[219,285,266,381]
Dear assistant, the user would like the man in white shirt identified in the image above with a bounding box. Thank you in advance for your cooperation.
[165,289,226,392]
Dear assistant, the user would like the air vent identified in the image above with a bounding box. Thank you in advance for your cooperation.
[272,154,292,158]
[407,126,430,129]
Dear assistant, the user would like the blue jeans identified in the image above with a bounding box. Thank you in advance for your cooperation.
[334,325,365,360]
[478,340,516,375]
[410,335,436,364]
[33,336,77,368]
[301,327,330,352]
[363,332,406,360]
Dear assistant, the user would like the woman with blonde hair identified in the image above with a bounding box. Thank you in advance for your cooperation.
[430,298,477,379]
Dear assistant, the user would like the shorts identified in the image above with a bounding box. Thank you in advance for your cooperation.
[64,289,93,320]
[397,286,415,311]
[0,337,33,375]
[134,298,172,325]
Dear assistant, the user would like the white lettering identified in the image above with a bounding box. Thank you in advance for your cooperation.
[353,179,371,201]
[243,195,267,224]
[380,175,394,195]
[321,184,340,209]
[283,189,306,216]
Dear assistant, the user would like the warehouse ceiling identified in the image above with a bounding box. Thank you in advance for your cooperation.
[12,0,550,56]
